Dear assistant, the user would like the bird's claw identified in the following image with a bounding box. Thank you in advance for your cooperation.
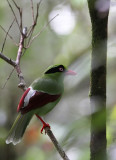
[41,123,50,134]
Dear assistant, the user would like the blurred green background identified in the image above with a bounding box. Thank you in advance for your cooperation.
[0,0,116,160]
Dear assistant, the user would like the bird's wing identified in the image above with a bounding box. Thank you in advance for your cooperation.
[17,87,61,114]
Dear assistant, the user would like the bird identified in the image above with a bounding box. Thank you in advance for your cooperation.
[6,64,76,145]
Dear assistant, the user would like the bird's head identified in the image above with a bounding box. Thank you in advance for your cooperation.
[44,64,76,80]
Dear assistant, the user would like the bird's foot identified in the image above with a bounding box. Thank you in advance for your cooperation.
[41,123,50,134]
[35,114,51,134]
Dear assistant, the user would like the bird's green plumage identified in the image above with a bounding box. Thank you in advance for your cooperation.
[6,112,33,145]
[34,98,61,116]
[31,74,64,94]
[29,66,65,115]
[6,64,66,145]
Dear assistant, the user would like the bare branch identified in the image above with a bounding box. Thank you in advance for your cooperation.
[12,0,23,30]
[7,0,22,34]
[0,46,27,91]
[31,0,35,23]
[26,27,34,47]
[45,127,70,160]
[35,1,41,24]
[0,52,16,67]
[2,68,15,89]
[15,31,27,91]
[12,0,20,11]
[19,9,23,30]
[26,1,41,46]
[30,0,42,26]
[1,18,15,53]
[0,25,18,46]
[16,35,24,65]
[26,14,59,48]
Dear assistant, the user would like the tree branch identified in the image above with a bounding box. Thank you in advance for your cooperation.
[0,24,18,46]
[15,28,27,91]
[12,0,23,30]
[0,52,16,67]
[45,127,70,160]
[31,0,35,23]
[1,18,15,53]
[7,0,22,34]
[0,50,27,91]
[26,1,41,47]
[2,68,15,89]
[26,14,59,48]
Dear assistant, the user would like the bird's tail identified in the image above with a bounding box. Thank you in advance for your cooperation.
[6,112,33,145]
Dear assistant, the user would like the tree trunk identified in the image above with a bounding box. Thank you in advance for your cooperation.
[87,0,110,159]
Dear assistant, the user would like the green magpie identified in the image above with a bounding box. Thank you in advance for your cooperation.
[6,64,76,145]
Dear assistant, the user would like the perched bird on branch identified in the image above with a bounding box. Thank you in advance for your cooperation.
[6,64,76,145]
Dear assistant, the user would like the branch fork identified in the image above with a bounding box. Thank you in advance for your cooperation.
[0,0,41,90]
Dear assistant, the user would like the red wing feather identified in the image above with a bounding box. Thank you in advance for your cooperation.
[17,88,30,112]
[18,90,61,114]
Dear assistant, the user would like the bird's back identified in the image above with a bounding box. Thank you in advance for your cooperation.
[31,77,64,95]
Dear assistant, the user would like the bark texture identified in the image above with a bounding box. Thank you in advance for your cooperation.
[87,0,110,159]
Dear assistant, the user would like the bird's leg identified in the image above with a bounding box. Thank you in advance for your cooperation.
[35,114,50,134]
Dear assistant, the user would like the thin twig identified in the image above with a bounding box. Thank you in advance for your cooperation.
[12,0,23,30]
[26,0,42,38]
[7,0,22,34]
[0,25,18,46]
[26,27,34,47]
[35,2,41,23]
[12,0,20,10]
[1,18,15,53]
[19,9,22,30]
[0,52,16,67]
[26,14,59,48]
[2,68,15,89]
[45,127,70,160]
[26,2,40,46]
[31,0,35,23]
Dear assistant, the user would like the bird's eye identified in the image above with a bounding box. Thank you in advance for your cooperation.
[59,67,64,72]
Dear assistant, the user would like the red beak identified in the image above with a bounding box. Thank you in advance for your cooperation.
[65,69,77,76]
